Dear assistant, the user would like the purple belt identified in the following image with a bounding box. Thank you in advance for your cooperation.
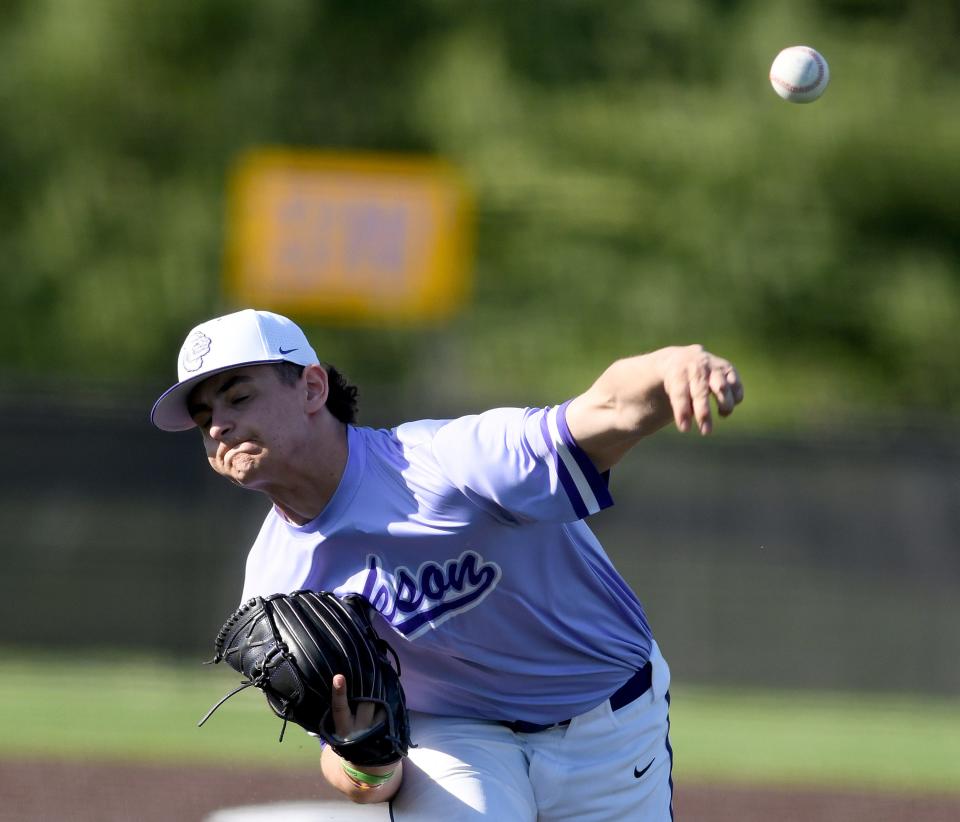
[502,660,653,734]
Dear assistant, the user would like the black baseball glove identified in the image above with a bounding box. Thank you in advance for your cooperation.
[198,590,412,767]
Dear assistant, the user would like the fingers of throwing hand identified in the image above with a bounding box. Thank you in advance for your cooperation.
[688,357,714,434]
[666,348,743,434]
[665,371,694,433]
[710,361,743,417]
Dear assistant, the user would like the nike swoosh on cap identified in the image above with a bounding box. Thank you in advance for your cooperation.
[278,346,299,355]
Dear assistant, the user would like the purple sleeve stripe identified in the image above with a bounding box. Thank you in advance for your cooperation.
[540,408,593,519]
[556,449,590,520]
[557,400,613,510]
[540,409,589,518]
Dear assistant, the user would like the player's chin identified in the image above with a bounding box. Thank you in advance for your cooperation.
[209,454,257,486]
[228,455,262,486]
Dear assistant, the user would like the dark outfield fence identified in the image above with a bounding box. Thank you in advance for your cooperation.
[2,385,957,695]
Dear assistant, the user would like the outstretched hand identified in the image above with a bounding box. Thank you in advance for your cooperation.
[660,345,743,435]
[566,344,745,473]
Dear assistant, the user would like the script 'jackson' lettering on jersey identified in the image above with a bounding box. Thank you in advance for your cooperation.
[358,551,503,639]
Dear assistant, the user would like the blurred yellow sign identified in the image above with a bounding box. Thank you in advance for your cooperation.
[224,149,474,323]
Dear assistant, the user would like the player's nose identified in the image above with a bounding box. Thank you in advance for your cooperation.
[207,411,235,443]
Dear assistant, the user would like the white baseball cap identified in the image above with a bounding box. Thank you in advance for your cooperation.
[150,309,320,432]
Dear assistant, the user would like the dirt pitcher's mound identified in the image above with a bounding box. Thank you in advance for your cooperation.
[2,758,958,822]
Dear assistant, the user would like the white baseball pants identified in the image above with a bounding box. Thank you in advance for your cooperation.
[389,643,673,821]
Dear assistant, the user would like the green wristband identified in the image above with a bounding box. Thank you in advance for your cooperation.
[341,761,395,787]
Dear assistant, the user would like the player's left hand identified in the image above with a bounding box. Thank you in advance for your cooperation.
[331,673,385,738]
[199,590,411,768]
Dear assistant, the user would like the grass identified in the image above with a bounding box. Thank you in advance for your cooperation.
[2,649,958,794]
[0,651,320,769]
[670,686,960,794]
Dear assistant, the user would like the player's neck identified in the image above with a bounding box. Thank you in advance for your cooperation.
[268,421,349,526]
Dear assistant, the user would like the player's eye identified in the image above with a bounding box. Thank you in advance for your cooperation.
[230,394,250,406]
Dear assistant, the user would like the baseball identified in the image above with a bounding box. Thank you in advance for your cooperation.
[769,46,829,103]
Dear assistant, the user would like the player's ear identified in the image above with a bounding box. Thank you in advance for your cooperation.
[302,364,330,413]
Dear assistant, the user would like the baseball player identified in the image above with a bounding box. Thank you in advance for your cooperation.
[152,309,743,820]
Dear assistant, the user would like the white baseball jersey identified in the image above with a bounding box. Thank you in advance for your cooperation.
[241,401,654,724]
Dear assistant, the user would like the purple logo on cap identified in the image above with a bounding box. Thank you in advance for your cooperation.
[181,330,212,373]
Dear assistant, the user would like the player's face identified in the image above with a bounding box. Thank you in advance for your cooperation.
[187,365,306,489]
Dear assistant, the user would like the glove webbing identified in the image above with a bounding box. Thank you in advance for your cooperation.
[197,597,298,741]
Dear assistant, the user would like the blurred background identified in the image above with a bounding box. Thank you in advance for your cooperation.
[0,0,958,818]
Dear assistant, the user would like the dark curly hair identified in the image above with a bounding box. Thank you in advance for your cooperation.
[273,362,359,425]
